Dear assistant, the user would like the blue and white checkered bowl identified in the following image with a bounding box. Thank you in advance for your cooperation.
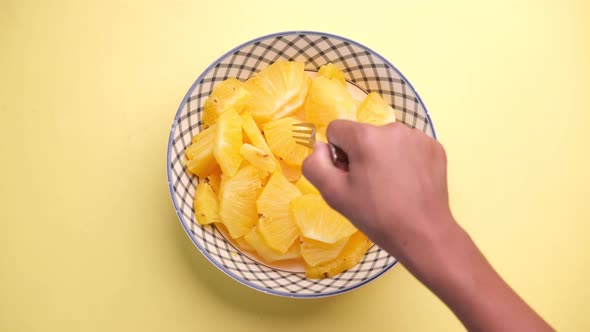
[167,31,436,298]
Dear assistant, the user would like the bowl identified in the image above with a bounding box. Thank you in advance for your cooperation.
[167,31,436,298]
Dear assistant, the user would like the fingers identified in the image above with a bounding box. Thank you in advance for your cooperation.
[302,142,349,207]
[326,120,369,159]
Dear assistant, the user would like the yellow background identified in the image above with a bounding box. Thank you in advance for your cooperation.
[1,0,589,330]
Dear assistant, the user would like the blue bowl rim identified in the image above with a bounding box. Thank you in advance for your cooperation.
[166,30,437,298]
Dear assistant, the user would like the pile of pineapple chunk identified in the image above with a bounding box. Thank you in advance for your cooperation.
[185,61,396,278]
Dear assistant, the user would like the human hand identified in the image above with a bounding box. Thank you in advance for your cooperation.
[302,120,455,263]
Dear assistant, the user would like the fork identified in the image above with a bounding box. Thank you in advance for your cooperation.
[292,123,349,171]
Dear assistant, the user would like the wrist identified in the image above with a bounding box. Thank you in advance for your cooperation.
[388,212,466,283]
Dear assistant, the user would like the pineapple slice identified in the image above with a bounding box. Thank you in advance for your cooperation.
[244,61,308,123]
[185,125,218,178]
[316,128,328,143]
[306,232,373,279]
[357,92,396,126]
[233,235,255,252]
[290,194,357,244]
[240,143,277,173]
[279,160,302,182]
[244,225,301,262]
[273,76,311,120]
[205,171,221,194]
[202,78,251,127]
[256,171,302,253]
[263,117,310,167]
[294,175,319,195]
[300,236,348,267]
[304,76,357,126]
[241,112,274,157]
[193,182,219,225]
[214,109,243,176]
[218,165,262,238]
[318,63,346,86]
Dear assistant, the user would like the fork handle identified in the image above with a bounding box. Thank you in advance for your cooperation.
[328,143,349,171]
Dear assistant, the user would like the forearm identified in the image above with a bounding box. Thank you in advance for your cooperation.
[390,219,553,332]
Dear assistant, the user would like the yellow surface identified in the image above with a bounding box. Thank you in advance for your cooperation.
[1,0,589,331]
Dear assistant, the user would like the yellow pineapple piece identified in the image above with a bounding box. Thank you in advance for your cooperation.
[193,182,219,225]
[306,232,373,279]
[240,143,277,173]
[279,160,302,182]
[290,194,357,244]
[305,232,373,279]
[256,171,302,253]
[244,61,308,123]
[357,92,396,126]
[185,125,218,178]
[318,63,346,86]
[293,106,307,122]
[233,235,255,252]
[316,128,328,143]
[241,112,274,157]
[294,175,319,195]
[214,109,243,176]
[244,225,301,262]
[218,165,262,238]
[300,236,348,267]
[205,171,221,194]
[202,78,251,127]
[273,76,311,120]
[304,76,357,126]
[263,117,310,167]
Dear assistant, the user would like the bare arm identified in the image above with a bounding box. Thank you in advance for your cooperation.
[302,120,553,332]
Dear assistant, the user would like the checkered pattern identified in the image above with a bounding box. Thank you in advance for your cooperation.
[167,32,435,297]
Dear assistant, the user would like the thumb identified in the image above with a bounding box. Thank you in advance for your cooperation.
[326,120,369,161]
[302,142,349,207]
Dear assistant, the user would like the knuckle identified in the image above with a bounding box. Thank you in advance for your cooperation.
[435,142,447,162]
[428,139,447,162]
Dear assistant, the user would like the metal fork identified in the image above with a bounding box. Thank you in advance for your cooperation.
[292,123,349,171]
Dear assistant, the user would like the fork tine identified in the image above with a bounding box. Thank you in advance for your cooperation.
[292,123,315,128]
[292,135,314,140]
[292,122,316,149]
[294,141,315,149]
[292,129,314,134]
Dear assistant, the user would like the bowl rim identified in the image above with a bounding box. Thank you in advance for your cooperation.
[166,30,437,298]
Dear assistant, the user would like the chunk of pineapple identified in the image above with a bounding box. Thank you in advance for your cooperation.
[244,61,309,123]
[357,92,396,126]
[300,236,348,267]
[205,171,221,194]
[294,175,319,195]
[214,109,243,176]
[202,78,251,127]
[232,235,255,252]
[279,160,302,182]
[240,143,277,173]
[306,232,373,279]
[244,225,301,262]
[290,194,357,244]
[241,112,274,157]
[263,117,310,167]
[318,63,346,86]
[256,171,302,253]
[185,125,218,178]
[304,76,357,126]
[193,182,219,225]
[218,165,262,238]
